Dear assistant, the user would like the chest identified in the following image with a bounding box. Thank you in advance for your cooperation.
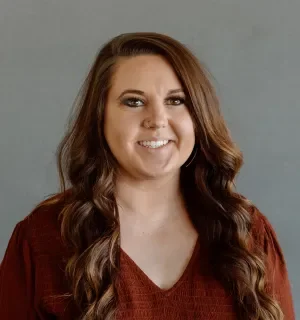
[121,236,199,290]
[34,250,236,320]
[117,248,236,320]
[120,220,199,290]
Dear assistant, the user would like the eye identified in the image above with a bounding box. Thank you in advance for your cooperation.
[122,97,144,108]
[165,96,186,106]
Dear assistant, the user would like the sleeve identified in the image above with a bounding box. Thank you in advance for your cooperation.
[261,214,296,320]
[0,222,39,320]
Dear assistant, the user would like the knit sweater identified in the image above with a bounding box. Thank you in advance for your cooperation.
[0,197,295,319]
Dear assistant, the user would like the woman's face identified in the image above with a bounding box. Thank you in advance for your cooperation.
[104,54,195,180]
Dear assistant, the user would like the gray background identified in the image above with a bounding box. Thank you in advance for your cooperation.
[0,0,299,315]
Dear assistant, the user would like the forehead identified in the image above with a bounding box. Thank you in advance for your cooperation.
[110,55,182,94]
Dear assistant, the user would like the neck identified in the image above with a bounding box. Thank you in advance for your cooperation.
[115,170,186,225]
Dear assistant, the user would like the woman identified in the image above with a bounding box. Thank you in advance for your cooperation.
[0,32,295,320]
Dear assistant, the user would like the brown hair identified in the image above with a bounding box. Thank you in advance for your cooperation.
[49,32,283,319]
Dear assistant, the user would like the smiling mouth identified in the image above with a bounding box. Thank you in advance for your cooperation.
[138,140,171,149]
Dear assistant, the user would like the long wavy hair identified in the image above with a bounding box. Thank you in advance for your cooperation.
[44,32,283,319]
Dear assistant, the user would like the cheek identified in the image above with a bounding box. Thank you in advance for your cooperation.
[105,122,125,154]
[104,109,123,156]
[176,113,195,142]
[104,110,137,157]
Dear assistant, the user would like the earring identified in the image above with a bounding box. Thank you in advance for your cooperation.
[185,146,198,167]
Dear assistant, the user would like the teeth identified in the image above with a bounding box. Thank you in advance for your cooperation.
[139,140,169,148]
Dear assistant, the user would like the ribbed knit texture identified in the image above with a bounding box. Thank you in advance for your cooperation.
[0,201,295,319]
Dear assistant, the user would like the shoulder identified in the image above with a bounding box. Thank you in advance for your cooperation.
[234,194,279,242]
[247,202,286,265]
[15,191,70,257]
[245,201,295,316]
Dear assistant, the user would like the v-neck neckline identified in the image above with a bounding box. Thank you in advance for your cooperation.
[120,236,200,296]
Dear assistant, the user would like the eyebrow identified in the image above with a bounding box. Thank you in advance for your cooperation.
[117,88,185,99]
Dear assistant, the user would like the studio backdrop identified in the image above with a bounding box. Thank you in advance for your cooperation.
[0,0,299,316]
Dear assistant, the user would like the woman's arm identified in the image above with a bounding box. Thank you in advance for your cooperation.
[0,222,40,319]
[258,209,296,319]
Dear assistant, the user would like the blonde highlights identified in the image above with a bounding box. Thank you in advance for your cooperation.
[41,33,284,319]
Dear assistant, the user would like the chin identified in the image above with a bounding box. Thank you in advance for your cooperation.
[137,166,179,180]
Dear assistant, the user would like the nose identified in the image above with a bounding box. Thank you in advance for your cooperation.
[143,103,168,129]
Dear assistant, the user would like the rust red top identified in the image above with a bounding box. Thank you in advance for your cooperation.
[0,198,295,319]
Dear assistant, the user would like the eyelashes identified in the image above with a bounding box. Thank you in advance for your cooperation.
[122,96,144,107]
[121,96,186,108]
[166,96,186,106]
